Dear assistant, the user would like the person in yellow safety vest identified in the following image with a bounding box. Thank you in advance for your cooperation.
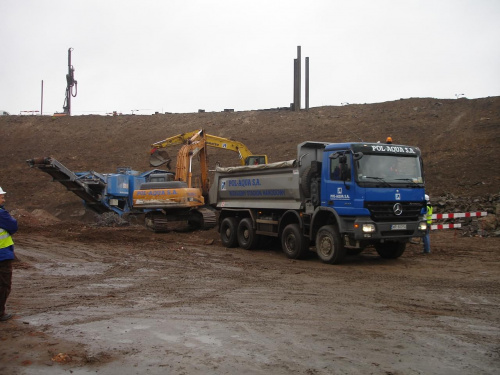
[0,187,18,322]
[423,194,432,254]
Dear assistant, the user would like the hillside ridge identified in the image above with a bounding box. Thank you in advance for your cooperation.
[1,96,498,218]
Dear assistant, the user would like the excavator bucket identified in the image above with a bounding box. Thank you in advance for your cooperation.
[149,148,172,169]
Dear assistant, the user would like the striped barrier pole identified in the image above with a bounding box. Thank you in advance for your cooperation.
[430,211,487,230]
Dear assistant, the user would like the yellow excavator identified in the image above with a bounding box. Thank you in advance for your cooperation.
[149,129,268,168]
[133,129,215,232]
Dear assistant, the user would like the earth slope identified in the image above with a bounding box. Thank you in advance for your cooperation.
[0,96,498,218]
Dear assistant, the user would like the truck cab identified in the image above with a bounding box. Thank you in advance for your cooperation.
[320,142,425,236]
[297,141,426,262]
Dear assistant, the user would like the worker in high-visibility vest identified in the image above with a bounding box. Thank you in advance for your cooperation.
[0,187,18,322]
[423,194,432,254]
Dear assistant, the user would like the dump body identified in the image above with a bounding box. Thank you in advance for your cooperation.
[209,160,300,210]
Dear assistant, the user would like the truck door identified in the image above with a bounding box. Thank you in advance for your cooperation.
[323,152,355,214]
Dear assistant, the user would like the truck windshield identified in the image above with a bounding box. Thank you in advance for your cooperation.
[355,154,423,186]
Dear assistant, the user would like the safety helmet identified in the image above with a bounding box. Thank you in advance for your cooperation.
[425,194,430,202]
[0,187,6,195]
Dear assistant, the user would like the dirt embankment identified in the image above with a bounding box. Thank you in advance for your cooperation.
[1,96,499,219]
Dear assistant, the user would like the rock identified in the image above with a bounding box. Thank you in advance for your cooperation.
[479,215,498,231]
[31,209,60,224]
[432,194,500,236]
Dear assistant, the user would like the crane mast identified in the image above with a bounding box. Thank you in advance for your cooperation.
[62,48,77,116]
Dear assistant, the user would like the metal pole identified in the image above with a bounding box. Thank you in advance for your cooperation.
[305,57,309,110]
[41,80,44,116]
[297,46,301,111]
[293,59,298,111]
[67,48,72,116]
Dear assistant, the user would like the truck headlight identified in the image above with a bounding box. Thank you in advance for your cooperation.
[418,222,427,231]
[362,224,376,233]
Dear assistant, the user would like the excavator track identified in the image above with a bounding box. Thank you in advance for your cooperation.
[197,207,217,230]
[145,212,170,233]
[145,207,216,233]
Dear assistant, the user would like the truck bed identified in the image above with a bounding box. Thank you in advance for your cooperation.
[209,160,302,210]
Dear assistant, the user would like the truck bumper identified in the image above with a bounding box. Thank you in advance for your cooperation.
[351,218,427,241]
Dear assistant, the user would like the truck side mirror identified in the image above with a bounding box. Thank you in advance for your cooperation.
[353,152,363,160]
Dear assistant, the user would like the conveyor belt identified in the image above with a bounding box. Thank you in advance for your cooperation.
[27,157,111,214]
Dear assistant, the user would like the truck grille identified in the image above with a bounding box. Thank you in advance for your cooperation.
[365,201,424,222]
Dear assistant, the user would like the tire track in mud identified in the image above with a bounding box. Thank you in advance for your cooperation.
[7,228,500,374]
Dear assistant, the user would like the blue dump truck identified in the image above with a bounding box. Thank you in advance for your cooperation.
[209,141,427,264]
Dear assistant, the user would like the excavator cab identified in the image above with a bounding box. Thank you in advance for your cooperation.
[246,155,267,165]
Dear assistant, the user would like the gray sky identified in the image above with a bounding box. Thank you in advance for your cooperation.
[1,0,499,115]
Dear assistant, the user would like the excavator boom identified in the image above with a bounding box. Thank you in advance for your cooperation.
[150,129,268,167]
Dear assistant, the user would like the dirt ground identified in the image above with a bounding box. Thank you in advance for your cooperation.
[0,97,499,374]
[0,222,499,375]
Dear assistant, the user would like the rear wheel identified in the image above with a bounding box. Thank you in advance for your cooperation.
[315,225,345,264]
[220,217,238,248]
[375,242,406,259]
[237,218,260,250]
[281,224,309,259]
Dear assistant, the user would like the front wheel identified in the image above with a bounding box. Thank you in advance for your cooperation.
[281,224,309,259]
[315,225,346,264]
[220,217,238,248]
[375,242,406,259]
[237,218,260,250]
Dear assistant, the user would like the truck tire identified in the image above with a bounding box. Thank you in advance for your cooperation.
[375,242,406,259]
[300,166,313,198]
[220,217,239,248]
[281,224,309,259]
[315,225,346,264]
[310,179,320,207]
[237,217,260,250]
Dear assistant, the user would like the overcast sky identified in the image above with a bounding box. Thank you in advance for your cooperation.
[1,0,499,115]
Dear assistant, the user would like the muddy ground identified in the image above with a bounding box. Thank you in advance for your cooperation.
[0,222,499,375]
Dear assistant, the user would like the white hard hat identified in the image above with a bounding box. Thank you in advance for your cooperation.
[425,194,430,202]
[0,187,5,195]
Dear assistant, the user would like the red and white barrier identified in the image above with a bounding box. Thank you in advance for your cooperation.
[430,211,487,230]
[431,223,461,230]
[431,212,487,220]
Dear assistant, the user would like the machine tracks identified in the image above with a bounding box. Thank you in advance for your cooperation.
[145,207,216,233]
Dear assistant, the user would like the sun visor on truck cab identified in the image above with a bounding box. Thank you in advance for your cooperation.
[350,143,421,156]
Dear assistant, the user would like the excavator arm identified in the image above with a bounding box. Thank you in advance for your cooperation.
[150,129,268,167]
[173,129,209,196]
[204,134,268,166]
